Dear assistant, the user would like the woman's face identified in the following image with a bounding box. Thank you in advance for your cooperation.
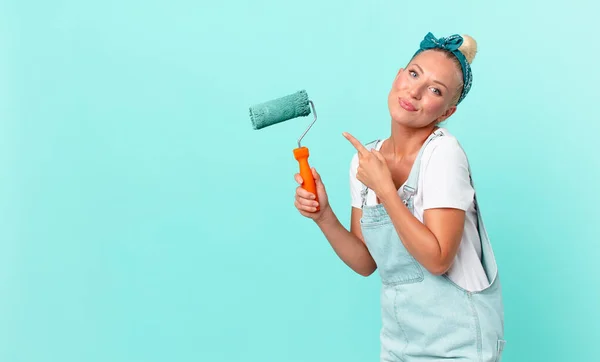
[387,50,462,128]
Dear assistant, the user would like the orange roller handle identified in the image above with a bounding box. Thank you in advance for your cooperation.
[293,146,319,211]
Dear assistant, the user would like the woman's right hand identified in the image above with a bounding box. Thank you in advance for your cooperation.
[294,167,330,223]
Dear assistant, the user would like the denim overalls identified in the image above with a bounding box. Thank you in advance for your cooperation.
[359,129,505,361]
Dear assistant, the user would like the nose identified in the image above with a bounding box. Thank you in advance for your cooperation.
[409,84,423,100]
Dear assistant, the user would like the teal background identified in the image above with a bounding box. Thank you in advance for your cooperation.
[1,1,598,361]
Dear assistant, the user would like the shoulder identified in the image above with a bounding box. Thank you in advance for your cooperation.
[350,151,359,173]
[426,129,465,155]
[421,129,469,169]
[419,129,475,210]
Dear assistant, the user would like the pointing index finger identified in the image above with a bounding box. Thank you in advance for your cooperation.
[342,132,368,155]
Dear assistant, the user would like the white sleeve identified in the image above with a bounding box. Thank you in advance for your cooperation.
[349,153,363,208]
[421,137,474,211]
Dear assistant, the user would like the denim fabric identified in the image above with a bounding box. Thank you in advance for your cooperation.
[360,130,505,361]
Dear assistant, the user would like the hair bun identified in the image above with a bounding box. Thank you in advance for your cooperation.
[459,34,477,64]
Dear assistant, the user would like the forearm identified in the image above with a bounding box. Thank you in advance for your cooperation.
[315,208,377,276]
[379,191,448,275]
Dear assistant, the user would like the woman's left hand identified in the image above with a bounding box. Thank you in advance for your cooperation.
[343,132,396,198]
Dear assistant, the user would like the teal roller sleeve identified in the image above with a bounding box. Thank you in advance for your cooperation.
[249,90,311,130]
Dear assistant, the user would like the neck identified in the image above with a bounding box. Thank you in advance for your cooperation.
[386,122,438,159]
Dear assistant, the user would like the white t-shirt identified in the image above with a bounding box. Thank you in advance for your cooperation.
[349,128,489,292]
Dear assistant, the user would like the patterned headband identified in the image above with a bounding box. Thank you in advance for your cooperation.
[413,32,473,104]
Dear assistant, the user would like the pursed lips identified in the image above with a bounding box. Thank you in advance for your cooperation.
[398,97,417,112]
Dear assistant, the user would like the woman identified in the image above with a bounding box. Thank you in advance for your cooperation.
[293,32,505,361]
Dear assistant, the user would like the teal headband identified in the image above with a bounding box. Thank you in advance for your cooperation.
[413,32,472,105]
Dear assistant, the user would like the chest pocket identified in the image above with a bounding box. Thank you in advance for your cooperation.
[361,208,425,286]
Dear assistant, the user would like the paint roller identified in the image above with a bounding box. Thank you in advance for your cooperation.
[249,90,320,210]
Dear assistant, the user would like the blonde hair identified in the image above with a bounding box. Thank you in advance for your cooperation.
[458,34,478,64]
[448,34,477,105]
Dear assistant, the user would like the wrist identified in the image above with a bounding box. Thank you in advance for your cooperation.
[315,205,337,227]
[377,184,399,204]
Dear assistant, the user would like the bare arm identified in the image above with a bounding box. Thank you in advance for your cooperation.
[378,190,464,275]
[314,207,377,277]
[342,131,465,276]
[294,168,376,277]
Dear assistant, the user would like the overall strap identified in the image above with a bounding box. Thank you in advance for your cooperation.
[455,142,498,281]
[401,129,445,208]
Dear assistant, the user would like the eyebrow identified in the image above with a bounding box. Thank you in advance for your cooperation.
[412,63,449,90]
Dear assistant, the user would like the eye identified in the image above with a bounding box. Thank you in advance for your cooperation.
[409,70,417,78]
[430,87,442,96]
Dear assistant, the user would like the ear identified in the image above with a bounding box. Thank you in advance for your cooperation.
[435,105,457,124]
[393,68,404,86]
